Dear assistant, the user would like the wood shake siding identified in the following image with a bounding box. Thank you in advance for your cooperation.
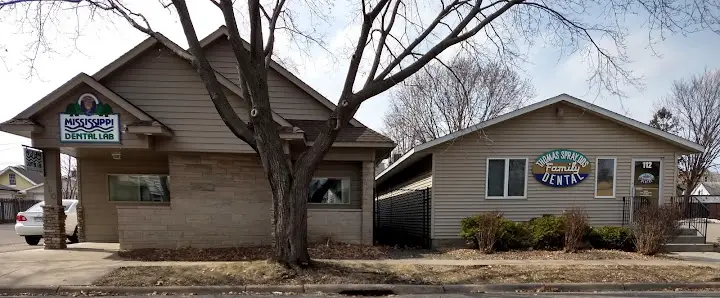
[430,103,679,239]
[78,156,169,242]
[101,46,255,153]
[204,39,332,120]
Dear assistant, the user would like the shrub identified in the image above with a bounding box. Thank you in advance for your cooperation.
[460,215,482,248]
[563,209,589,252]
[496,220,532,251]
[475,211,505,253]
[588,226,635,251]
[633,204,681,255]
[527,214,565,250]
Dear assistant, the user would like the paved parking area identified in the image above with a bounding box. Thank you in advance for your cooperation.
[0,223,41,253]
[707,223,720,244]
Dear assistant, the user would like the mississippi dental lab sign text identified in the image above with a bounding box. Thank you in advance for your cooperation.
[59,93,120,143]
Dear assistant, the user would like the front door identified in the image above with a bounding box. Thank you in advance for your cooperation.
[632,159,662,204]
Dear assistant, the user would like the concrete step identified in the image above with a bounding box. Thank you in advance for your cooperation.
[678,228,699,236]
[669,235,706,244]
[661,243,715,252]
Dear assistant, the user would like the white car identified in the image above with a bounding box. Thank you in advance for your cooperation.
[15,200,79,245]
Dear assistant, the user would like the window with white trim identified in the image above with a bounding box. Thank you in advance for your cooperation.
[486,158,527,198]
[8,173,16,186]
[594,158,616,198]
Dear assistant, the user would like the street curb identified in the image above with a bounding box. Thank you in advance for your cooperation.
[1,282,720,295]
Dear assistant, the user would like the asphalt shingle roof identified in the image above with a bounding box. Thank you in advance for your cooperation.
[0,184,18,192]
[288,120,394,143]
[702,182,720,195]
[6,166,44,185]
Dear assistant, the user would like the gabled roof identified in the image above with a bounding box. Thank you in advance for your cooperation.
[0,165,44,185]
[697,182,720,196]
[198,26,364,128]
[288,120,394,145]
[376,93,705,183]
[15,73,155,122]
[90,34,292,127]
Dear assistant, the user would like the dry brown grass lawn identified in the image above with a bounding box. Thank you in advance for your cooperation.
[118,243,666,261]
[94,262,720,287]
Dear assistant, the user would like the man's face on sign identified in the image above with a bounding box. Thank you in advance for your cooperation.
[82,97,94,110]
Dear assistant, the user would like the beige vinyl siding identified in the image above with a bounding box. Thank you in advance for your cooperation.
[431,102,680,239]
[78,154,169,242]
[101,46,255,153]
[204,39,332,120]
[30,85,150,149]
[310,161,362,210]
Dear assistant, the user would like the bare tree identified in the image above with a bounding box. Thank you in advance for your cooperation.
[60,154,77,200]
[2,0,720,267]
[663,70,720,199]
[383,56,534,154]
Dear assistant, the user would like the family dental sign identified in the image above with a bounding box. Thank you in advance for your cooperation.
[59,93,120,143]
[531,149,591,188]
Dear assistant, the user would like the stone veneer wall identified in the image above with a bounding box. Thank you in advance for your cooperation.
[117,153,369,249]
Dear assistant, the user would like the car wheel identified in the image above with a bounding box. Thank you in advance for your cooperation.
[25,236,41,246]
[67,227,79,244]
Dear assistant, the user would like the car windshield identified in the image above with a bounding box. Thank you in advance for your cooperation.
[25,201,74,212]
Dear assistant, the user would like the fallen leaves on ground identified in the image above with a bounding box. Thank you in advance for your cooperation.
[118,242,667,261]
[94,262,720,287]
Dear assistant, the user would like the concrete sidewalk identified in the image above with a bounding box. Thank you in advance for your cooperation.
[3,242,720,287]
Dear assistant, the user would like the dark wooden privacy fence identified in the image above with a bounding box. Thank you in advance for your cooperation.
[0,199,40,223]
[374,188,431,248]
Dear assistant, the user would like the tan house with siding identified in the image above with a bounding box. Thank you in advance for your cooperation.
[0,26,394,250]
[375,94,704,248]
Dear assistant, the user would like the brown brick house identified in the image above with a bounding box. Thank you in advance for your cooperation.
[0,27,394,250]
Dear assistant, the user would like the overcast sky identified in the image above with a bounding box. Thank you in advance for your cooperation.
[1,1,720,168]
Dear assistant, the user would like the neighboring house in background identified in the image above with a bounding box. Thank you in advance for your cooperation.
[690,182,720,201]
[375,94,704,248]
[0,184,18,199]
[0,166,44,200]
[702,171,720,183]
[0,26,394,250]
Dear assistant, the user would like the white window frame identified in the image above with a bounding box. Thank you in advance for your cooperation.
[308,176,351,205]
[485,157,528,199]
[8,173,16,186]
[594,157,617,199]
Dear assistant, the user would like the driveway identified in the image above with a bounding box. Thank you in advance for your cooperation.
[707,222,720,244]
[0,223,40,253]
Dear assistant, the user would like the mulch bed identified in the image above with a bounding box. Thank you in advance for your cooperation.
[94,262,720,286]
[118,242,667,261]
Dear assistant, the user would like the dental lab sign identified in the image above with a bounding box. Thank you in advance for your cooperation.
[532,149,591,188]
[59,93,120,143]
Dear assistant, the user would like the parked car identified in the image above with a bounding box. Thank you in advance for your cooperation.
[15,200,79,245]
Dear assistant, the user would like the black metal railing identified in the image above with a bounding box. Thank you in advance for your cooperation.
[622,196,709,243]
[671,196,710,241]
[374,187,431,248]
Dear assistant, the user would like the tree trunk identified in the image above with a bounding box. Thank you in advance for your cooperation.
[271,171,311,267]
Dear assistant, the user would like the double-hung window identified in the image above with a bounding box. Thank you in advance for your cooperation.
[8,173,16,186]
[595,157,616,198]
[486,158,528,199]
